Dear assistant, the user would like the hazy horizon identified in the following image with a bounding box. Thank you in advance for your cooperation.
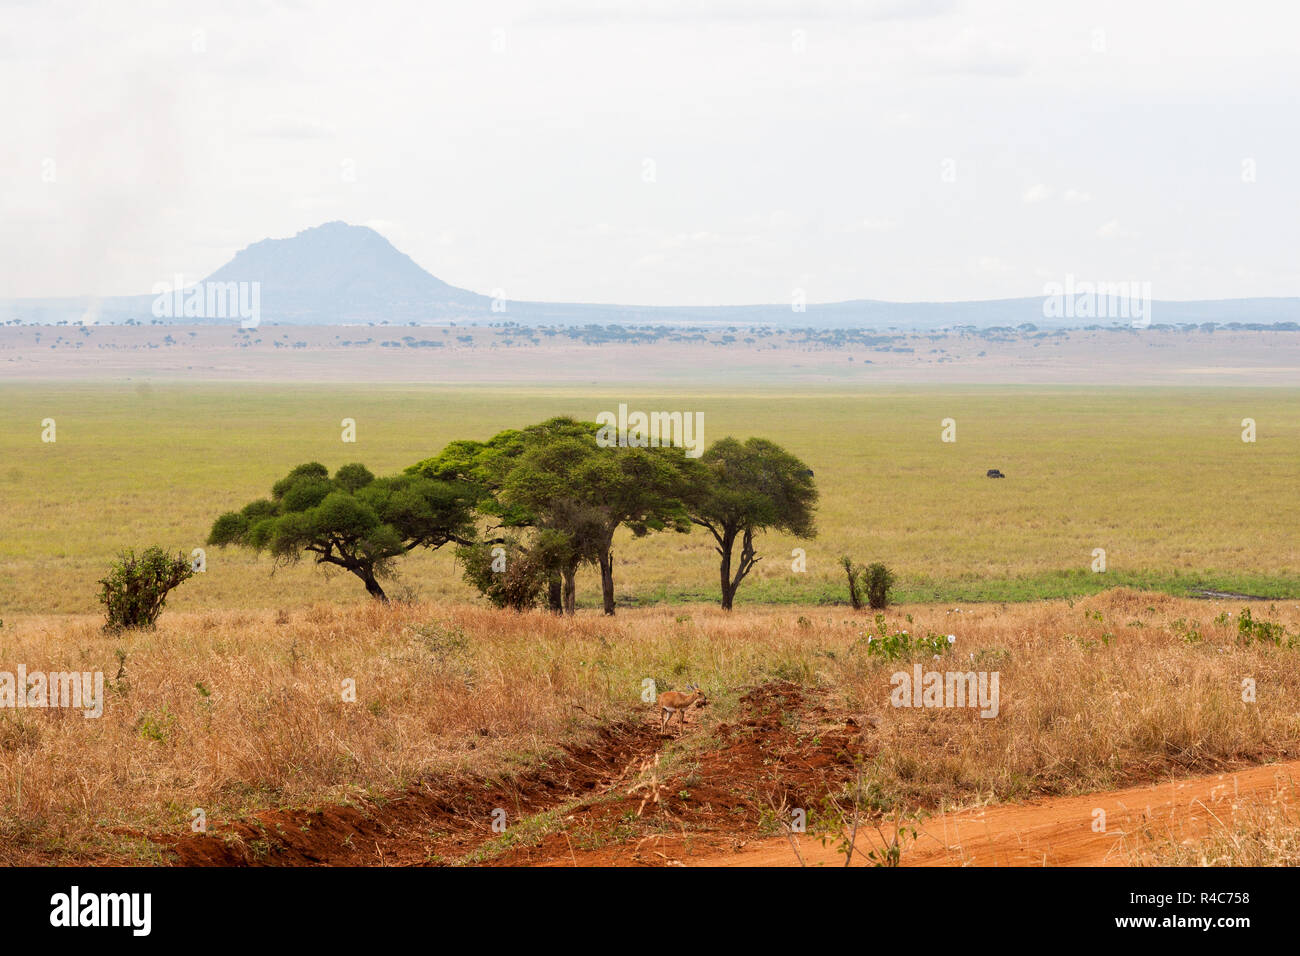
[4,1,1298,306]
[4,219,1299,315]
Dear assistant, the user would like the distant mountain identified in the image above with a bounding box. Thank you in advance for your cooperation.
[2,221,1297,330]
[0,222,491,327]
[201,221,490,323]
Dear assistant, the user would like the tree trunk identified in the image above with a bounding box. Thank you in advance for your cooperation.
[718,527,756,611]
[562,565,577,615]
[598,548,616,616]
[361,572,389,602]
[547,575,563,615]
[719,527,736,611]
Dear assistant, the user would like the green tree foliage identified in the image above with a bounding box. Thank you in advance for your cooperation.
[408,423,817,616]
[98,547,194,631]
[688,437,817,610]
[842,556,865,610]
[208,462,476,601]
[410,417,598,612]
[501,432,697,615]
[455,532,566,612]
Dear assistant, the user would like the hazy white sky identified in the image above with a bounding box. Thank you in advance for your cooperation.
[4,0,1298,305]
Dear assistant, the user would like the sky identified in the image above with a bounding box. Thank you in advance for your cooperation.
[3,0,1298,306]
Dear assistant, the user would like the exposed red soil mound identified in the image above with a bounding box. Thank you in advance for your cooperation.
[133,720,661,865]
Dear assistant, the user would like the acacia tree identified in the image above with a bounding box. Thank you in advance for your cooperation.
[535,497,614,614]
[688,437,817,610]
[409,418,598,612]
[502,434,696,615]
[208,462,476,601]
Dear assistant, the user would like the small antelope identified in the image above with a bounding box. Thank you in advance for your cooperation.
[658,683,708,734]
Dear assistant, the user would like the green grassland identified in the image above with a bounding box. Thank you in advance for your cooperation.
[1,383,1297,615]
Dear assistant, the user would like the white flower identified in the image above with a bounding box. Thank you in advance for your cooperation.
[947,634,956,644]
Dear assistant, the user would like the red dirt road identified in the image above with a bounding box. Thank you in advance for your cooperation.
[688,760,1300,867]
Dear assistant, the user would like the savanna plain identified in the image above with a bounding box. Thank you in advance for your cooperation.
[2,382,1299,865]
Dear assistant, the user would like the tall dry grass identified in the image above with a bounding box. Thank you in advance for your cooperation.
[1128,775,1300,866]
[2,589,1299,861]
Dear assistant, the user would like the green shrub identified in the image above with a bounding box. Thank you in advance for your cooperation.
[842,558,897,610]
[864,562,896,610]
[456,536,551,611]
[98,547,194,632]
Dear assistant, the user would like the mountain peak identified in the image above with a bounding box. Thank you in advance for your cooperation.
[201,221,487,323]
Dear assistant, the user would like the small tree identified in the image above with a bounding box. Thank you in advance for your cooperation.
[688,438,817,611]
[841,559,896,610]
[98,547,194,631]
[841,556,864,611]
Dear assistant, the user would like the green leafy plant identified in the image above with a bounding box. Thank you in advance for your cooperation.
[795,763,928,867]
[1237,607,1293,647]
[135,706,177,743]
[98,547,194,632]
[853,614,951,662]
[842,558,895,610]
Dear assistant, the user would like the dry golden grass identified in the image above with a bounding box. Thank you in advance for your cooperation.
[1128,782,1300,866]
[2,588,1299,862]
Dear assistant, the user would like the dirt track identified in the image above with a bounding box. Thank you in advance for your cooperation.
[688,760,1300,867]
[114,680,1299,867]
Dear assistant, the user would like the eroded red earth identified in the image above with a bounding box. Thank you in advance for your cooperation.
[98,680,1298,867]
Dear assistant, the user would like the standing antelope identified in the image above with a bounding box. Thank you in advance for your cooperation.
[658,683,708,734]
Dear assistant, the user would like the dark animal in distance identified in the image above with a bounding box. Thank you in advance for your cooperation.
[986,469,1005,478]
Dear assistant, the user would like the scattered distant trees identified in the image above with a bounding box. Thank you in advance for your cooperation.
[207,462,476,601]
